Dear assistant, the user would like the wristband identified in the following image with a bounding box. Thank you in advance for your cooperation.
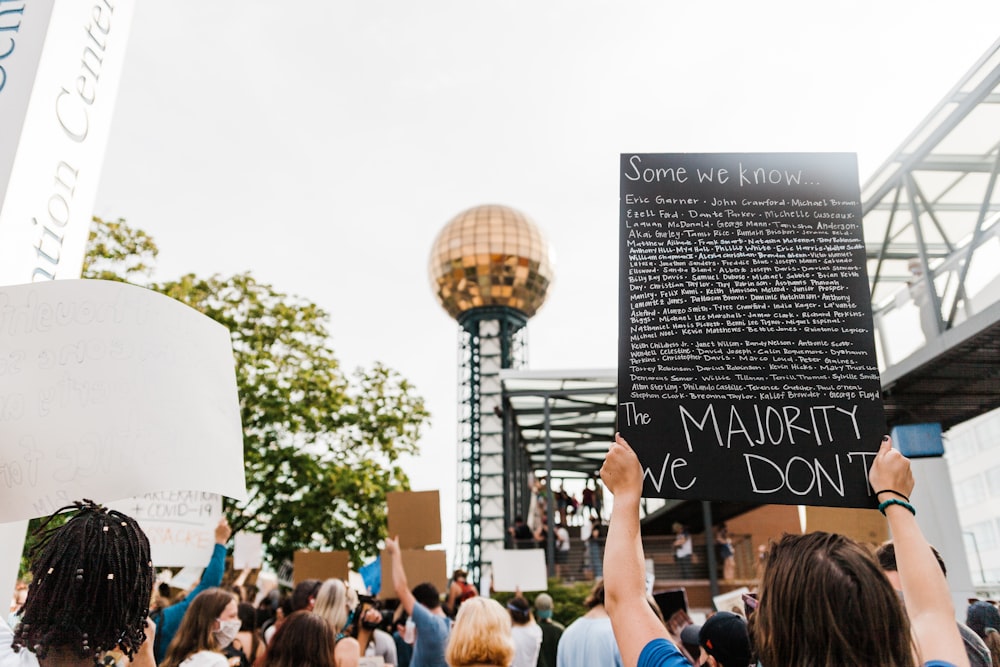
[878,498,915,516]
[875,489,910,502]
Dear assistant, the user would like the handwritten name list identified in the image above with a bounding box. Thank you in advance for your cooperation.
[618,153,885,508]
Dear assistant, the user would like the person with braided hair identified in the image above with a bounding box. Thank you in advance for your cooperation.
[0,499,156,667]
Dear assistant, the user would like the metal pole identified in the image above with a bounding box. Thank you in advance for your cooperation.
[702,501,719,599]
[544,396,555,577]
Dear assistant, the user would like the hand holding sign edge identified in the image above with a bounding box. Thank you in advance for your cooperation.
[601,433,643,504]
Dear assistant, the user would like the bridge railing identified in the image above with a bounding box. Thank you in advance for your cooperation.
[872,211,1000,369]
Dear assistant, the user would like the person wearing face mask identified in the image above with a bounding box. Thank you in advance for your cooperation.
[154,518,233,662]
[533,594,564,667]
[160,588,242,667]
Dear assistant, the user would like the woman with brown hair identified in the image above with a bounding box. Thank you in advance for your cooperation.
[160,588,241,667]
[259,611,337,667]
[751,531,914,666]
[445,597,515,667]
[601,433,969,667]
[750,436,968,667]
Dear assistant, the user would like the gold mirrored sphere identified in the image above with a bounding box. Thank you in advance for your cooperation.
[429,204,554,319]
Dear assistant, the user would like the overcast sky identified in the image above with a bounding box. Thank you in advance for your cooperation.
[93,1,1000,563]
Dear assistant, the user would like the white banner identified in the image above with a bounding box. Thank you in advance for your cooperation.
[0,0,135,284]
[0,279,247,521]
[111,492,222,568]
[0,0,137,610]
[486,548,547,592]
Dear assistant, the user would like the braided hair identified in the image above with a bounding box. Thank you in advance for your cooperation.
[12,499,154,662]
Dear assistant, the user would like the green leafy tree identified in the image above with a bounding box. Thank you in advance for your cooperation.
[82,216,430,567]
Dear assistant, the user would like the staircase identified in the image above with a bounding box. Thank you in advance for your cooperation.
[545,532,758,612]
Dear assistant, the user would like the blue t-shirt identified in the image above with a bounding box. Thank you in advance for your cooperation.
[409,602,451,667]
[636,638,689,667]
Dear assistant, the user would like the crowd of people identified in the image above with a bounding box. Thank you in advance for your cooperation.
[1,434,997,667]
[507,479,608,582]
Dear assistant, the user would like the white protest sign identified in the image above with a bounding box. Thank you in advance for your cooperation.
[111,492,221,567]
[0,279,246,521]
[487,549,547,592]
[712,586,750,615]
[234,531,264,570]
[168,565,204,592]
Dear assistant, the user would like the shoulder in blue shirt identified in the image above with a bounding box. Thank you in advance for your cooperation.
[637,638,689,667]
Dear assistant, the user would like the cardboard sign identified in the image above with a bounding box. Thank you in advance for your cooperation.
[387,490,442,548]
[293,550,350,584]
[804,506,888,544]
[619,153,885,508]
[234,531,264,570]
[0,279,247,521]
[110,492,221,567]
[488,549,547,592]
[378,549,447,599]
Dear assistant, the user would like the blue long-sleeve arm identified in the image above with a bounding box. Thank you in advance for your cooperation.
[153,542,227,662]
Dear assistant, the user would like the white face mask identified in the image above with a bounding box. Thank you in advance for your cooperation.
[213,618,242,648]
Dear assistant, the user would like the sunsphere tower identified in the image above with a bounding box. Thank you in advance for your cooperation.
[428,204,554,580]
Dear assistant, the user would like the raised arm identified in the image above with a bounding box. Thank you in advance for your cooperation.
[154,518,232,662]
[600,433,673,667]
[385,536,416,615]
[869,436,969,667]
[201,517,232,588]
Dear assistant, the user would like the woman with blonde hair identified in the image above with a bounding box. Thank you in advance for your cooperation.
[313,578,360,667]
[160,588,241,667]
[446,597,515,667]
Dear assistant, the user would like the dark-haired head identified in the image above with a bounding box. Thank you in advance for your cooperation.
[751,532,915,667]
[584,578,606,609]
[875,541,947,577]
[291,579,322,612]
[264,611,337,667]
[12,500,153,662]
[413,583,441,610]
[238,601,257,632]
[506,596,531,625]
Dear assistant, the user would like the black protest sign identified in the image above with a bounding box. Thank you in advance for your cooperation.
[618,153,885,508]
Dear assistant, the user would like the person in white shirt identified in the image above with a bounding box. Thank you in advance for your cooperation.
[507,596,542,667]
